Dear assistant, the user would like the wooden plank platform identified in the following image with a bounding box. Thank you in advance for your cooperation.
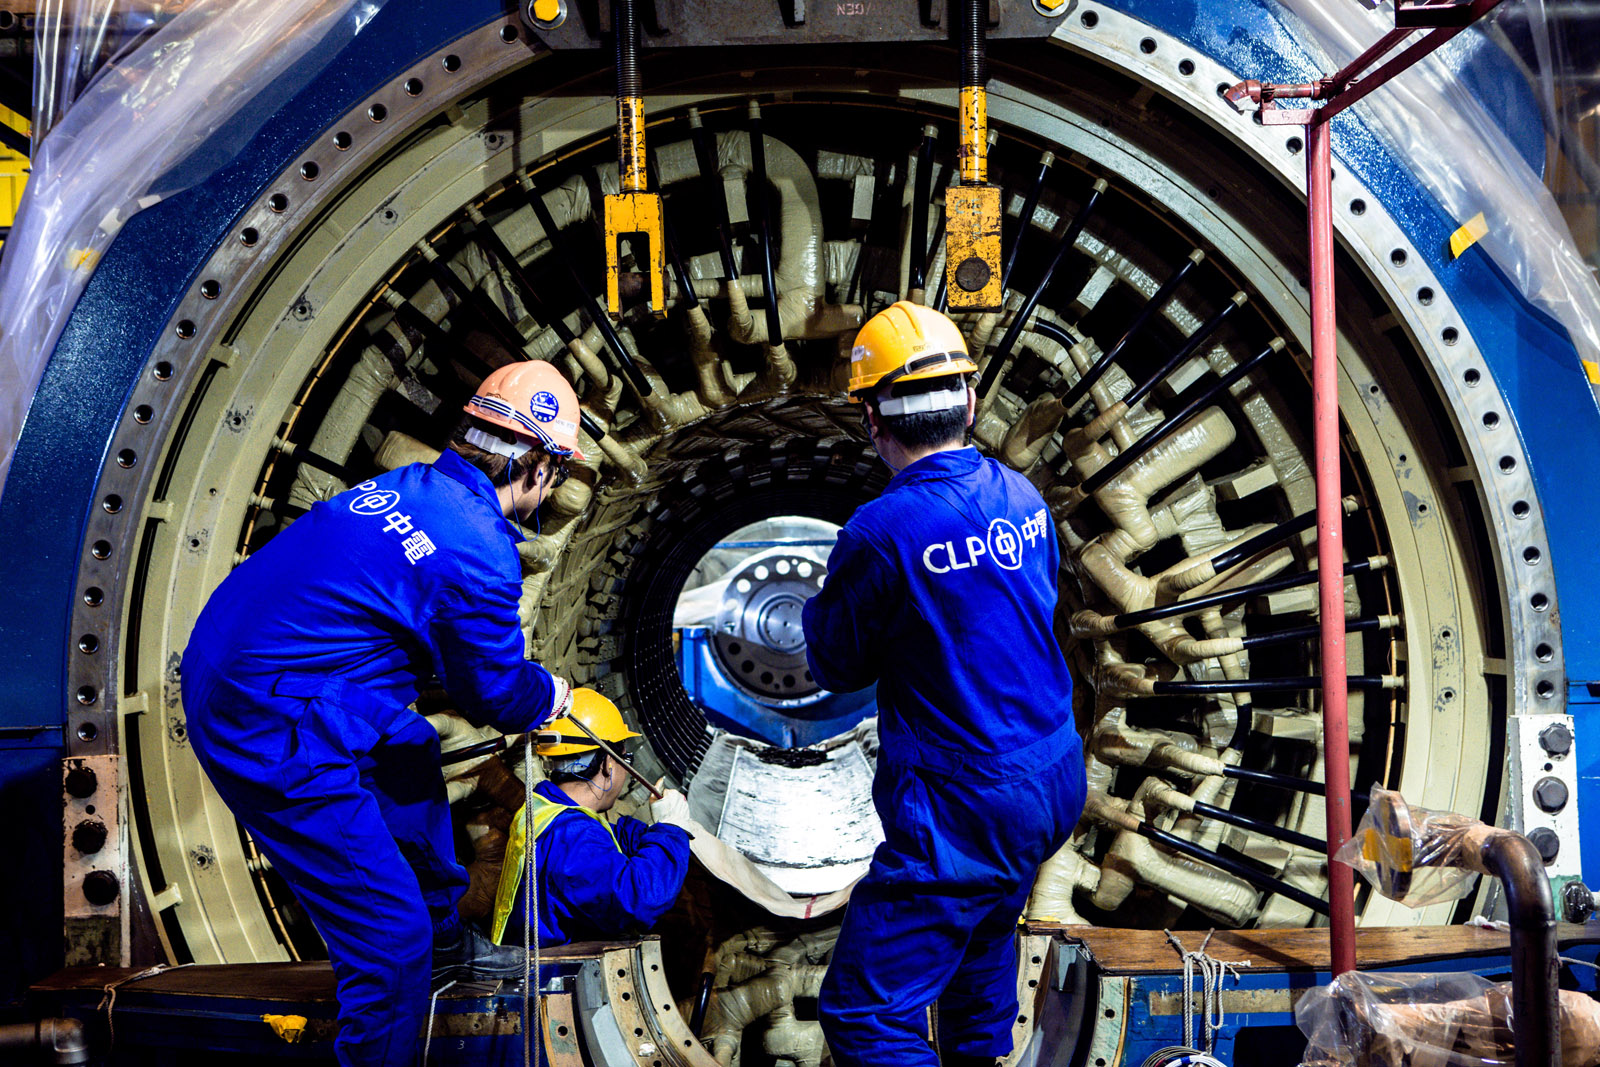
[1025,923,1600,974]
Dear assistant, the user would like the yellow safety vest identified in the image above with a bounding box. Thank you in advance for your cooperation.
[490,793,623,944]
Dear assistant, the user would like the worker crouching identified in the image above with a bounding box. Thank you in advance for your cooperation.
[802,302,1088,1067]
[181,361,588,1067]
[491,689,692,946]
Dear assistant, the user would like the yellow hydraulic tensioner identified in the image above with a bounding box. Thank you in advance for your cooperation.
[946,0,1002,312]
[604,0,666,316]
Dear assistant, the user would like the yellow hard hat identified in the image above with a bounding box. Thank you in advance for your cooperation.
[847,301,978,401]
[536,689,641,757]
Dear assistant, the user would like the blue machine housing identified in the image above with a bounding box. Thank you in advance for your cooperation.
[677,625,877,748]
[1,0,1597,1012]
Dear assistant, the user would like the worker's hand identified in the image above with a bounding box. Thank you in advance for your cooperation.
[542,675,573,725]
[650,780,691,826]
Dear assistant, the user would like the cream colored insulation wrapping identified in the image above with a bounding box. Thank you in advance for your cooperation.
[650,809,857,920]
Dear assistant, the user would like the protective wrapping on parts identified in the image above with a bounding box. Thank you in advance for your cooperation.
[1335,784,1485,907]
[650,806,858,920]
[0,0,383,489]
[1296,971,1600,1067]
[1277,0,1600,366]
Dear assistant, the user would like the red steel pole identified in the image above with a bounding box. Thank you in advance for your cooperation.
[1307,115,1357,978]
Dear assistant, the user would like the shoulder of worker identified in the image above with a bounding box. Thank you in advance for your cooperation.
[848,447,1045,530]
[349,451,522,584]
[534,791,619,847]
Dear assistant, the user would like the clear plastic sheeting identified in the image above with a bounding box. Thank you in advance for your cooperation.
[1296,970,1600,1067]
[32,0,184,147]
[1277,0,1600,366]
[1336,784,1487,908]
[0,0,383,490]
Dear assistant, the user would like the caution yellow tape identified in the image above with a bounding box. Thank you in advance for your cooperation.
[1449,212,1488,259]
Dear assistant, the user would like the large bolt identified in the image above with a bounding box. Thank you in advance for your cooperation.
[1564,881,1595,923]
[82,870,120,907]
[63,766,97,799]
[1533,776,1569,813]
[1528,827,1561,865]
[71,819,107,855]
[1540,722,1573,757]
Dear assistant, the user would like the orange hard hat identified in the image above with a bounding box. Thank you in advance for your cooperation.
[463,362,586,460]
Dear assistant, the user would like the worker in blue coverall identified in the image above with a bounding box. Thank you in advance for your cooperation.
[489,688,692,946]
[182,361,589,1067]
[802,302,1087,1067]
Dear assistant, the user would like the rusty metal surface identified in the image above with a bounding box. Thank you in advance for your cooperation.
[636,940,718,1066]
[543,992,588,1067]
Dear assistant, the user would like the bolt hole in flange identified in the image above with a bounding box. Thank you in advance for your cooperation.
[106,31,1521,985]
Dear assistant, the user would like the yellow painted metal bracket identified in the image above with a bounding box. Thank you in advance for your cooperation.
[604,92,665,315]
[604,189,665,315]
[946,184,1003,311]
[948,77,1002,310]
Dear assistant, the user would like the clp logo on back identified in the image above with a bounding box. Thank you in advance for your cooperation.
[922,518,1024,574]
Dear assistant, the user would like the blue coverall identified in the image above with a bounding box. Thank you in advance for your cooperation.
[181,449,561,1066]
[801,446,1086,1066]
[502,779,692,945]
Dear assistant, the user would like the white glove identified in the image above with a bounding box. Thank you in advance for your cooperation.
[650,782,691,827]
[542,675,573,726]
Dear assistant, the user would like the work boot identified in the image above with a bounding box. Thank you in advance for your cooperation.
[431,923,530,984]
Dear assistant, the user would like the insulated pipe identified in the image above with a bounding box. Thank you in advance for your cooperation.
[1093,727,1327,795]
[688,109,739,280]
[1116,291,1248,416]
[417,241,528,358]
[1149,674,1403,695]
[1148,782,1323,852]
[1000,150,1054,291]
[1211,501,1352,574]
[1072,556,1387,635]
[463,204,588,352]
[1086,795,1328,915]
[1239,614,1398,653]
[1056,249,1204,415]
[523,182,655,397]
[1308,112,1358,979]
[746,101,784,347]
[908,124,937,295]
[977,178,1107,397]
[1068,336,1284,504]
[690,972,715,1037]
[1153,497,1362,599]
[382,289,493,377]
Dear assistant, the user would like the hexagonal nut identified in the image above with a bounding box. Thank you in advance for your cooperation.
[82,869,120,907]
[64,766,98,799]
[1563,881,1595,923]
[1539,722,1573,757]
[1533,775,1569,814]
[71,819,108,855]
[1528,827,1561,864]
